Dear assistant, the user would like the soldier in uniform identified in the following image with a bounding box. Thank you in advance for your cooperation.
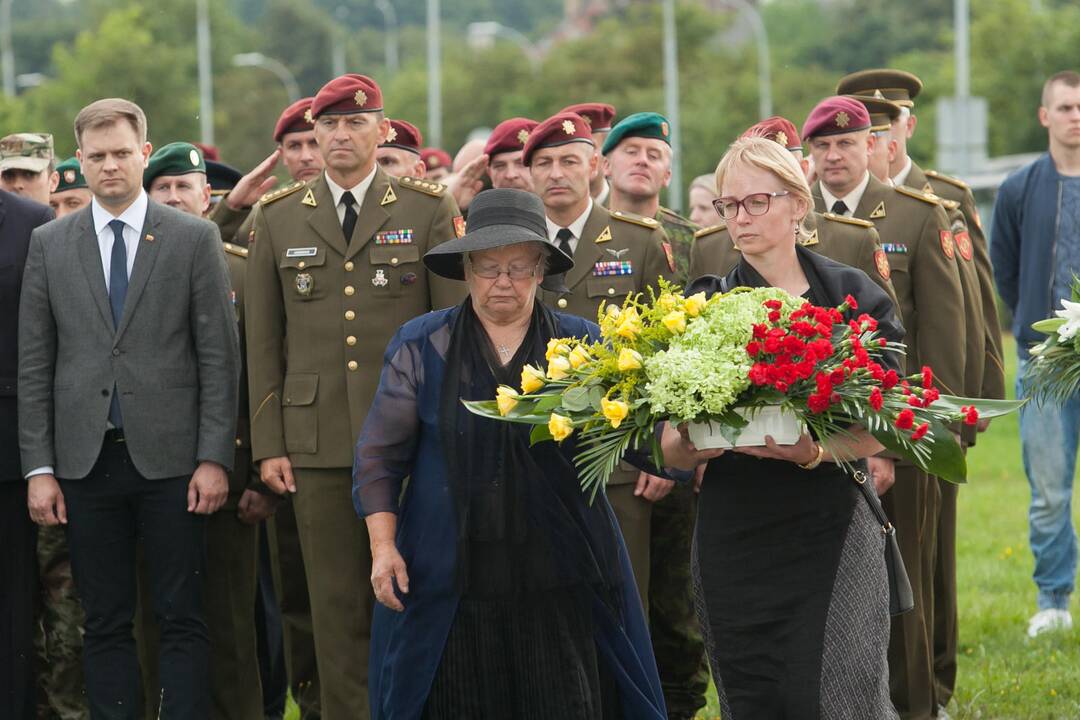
[244,73,465,720]
[136,142,267,719]
[375,119,426,179]
[804,96,964,720]
[841,70,1006,715]
[50,157,92,219]
[562,102,616,205]
[484,117,538,192]
[598,110,708,720]
[691,116,898,308]
[205,159,243,215]
[420,147,452,182]
[0,133,58,205]
[523,110,674,611]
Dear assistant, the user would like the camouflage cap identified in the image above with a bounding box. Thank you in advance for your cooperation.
[54,157,87,192]
[0,133,54,173]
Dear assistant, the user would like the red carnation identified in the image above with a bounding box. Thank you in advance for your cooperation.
[808,393,831,413]
[911,422,930,441]
[829,367,846,386]
[857,313,878,331]
[844,294,858,310]
[746,341,762,357]
[883,369,899,389]
[921,366,934,389]
[753,323,768,340]
[764,299,783,310]
[922,388,940,405]
[962,405,979,426]
[815,323,832,337]
[878,338,888,347]
[783,335,806,354]
[764,336,782,354]
[869,387,884,411]
[768,310,781,323]
[895,408,915,430]
[907,395,923,407]
[868,362,885,382]
[774,381,790,393]
[749,363,768,385]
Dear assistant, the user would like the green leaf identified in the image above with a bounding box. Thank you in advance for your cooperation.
[589,385,606,413]
[530,423,554,445]
[932,395,1026,418]
[871,418,967,484]
[1032,317,1065,335]
[562,386,592,412]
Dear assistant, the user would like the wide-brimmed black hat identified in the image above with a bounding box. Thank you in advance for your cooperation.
[423,188,573,281]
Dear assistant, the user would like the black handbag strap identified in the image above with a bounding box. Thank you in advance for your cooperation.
[851,469,892,533]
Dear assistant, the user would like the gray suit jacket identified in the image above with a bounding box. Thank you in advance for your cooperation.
[18,200,240,480]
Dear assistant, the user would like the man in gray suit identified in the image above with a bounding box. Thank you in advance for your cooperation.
[17,98,239,720]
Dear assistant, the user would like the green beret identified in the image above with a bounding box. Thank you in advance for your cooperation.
[144,142,205,188]
[601,112,671,155]
[54,157,87,192]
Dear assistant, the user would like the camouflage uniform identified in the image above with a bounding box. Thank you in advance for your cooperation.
[657,206,697,286]
[35,525,88,720]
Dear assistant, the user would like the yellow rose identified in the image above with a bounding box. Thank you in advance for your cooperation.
[521,364,546,394]
[568,344,592,369]
[600,397,630,429]
[495,386,519,416]
[548,413,574,442]
[683,292,708,317]
[617,347,643,372]
[545,338,571,362]
[616,307,642,339]
[662,310,687,334]
[547,355,572,380]
[605,304,622,320]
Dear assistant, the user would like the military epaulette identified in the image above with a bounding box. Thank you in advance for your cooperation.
[925,169,970,191]
[611,209,660,229]
[259,181,305,206]
[821,212,874,229]
[894,184,941,206]
[658,206,694,228]
[940,198,961,211]
[223,242,248,258]
[399,176,445,197]
[693,223,727,239]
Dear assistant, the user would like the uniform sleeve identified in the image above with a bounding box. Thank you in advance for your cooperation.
[426,193,468,310]
[244,205,289,461]
[989,180,1021,314]
[853,225,900,313]
[962,190,1006,399]
[16,230,57,473]
[352,331,421,517]
[209,199,251,245]
[688,235,705,281]
[641,227,676,294]
[912,205,967,396]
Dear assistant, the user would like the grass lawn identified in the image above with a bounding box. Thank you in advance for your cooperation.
[696,335,1080,719]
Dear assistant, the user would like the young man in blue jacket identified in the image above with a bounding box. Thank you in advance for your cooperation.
[991,69,1080,638]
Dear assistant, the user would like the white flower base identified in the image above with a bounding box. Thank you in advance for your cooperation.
[687,405,806,449]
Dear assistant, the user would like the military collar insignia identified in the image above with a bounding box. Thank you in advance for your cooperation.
[870,201,886,219]
[595,225,613,243]
[381,185,397,206]
[301,188,318,207]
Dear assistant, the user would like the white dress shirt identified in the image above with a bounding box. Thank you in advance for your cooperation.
[819,171,871,218]
[891,156,913,188]
[545,198,594,255]
[325,167,377,225]
[92,191,148,291]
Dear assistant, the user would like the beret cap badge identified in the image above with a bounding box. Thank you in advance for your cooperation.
[354,89,368,106]
[517,129,530,145]
[386,126,398,143]
[303,108,314,124]
[835,111,850,128]
[562,119,577,135]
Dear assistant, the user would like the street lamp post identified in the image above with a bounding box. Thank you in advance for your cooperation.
[725,0,772,120]
[0,0,13,97]
[662,0,683,212]
[375,0,400,76]
[466,21,540,71]
[427,0,441,148]
[196,0,214,145]
[233,53,301,104]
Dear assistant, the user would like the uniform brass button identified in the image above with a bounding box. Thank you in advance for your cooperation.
[347,360,359,371]
[557,298,568,309]
[344,261,354,271]
[390,257,399,266]
[344,310,356,320]
[235,438,242,447]
[344,285,355,296]
[298,261,306,269]
[346,336,357,346]
[607,287,616,296]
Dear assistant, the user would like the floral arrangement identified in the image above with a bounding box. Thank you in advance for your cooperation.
[466,282,1021,501]
[1026,280,1080,404]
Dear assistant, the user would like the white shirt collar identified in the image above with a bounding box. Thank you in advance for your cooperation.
[546,197,594,243]
[891,156,913,188]
[324,165,378,209]
[91,190,148,236]
[819,171,871,216]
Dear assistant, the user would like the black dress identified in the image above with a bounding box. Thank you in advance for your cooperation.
[687,248,902,719]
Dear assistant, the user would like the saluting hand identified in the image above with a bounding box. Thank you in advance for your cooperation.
[188,461,229,514]
[371,540,409,612]
[447,153,488,210]
[225,149,283,210]
[27,474,67,526]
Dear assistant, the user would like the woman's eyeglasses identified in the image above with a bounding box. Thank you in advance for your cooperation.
[713,191,790,220]
[469,258,543,280]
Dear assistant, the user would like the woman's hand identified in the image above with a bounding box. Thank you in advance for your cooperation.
[733,433,818,465]
[661,422,725,470]
[370,540,410,612]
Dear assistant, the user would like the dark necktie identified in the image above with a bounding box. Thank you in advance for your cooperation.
[556,227,574,258]
[108,219,128,428]
[341,190,358,243]
[831,200,849,216]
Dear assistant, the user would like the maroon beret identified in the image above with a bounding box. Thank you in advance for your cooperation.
[192,142,219,161]
[522,112,594,166]
[420,147,452,171]
[740,116,802,151]
[484,117,538,157]
[311,74,383,118]
[273,97,316,142]
[380,119,422,154]
[560,102,616,132]
[801,96,871,140]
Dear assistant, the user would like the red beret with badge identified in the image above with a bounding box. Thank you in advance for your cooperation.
[484,117,539,158]
[741,116,802,151]
[801,96,872,141]
[381,119,423,154]
[421,147,452,171]
[274,97,316,141]
[560,102,616,132]
[311,74,383,118]
[521,112,594,167]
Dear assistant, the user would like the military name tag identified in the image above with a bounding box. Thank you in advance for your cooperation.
[286,247,318,258]
[374,229,414,245]
[593,260,633,277]
[881,243,908,254]
[295,272,314,296]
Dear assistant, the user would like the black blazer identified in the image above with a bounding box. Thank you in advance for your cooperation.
[0,189,53,481]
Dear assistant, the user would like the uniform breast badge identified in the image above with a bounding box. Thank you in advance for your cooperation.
[372,269,389,287]
[295,272,314,296]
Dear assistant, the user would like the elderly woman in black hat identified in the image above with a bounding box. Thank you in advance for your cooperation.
[352,188,666,720]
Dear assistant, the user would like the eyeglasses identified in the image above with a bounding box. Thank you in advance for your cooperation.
[468,258,543,280]
[713,191,790,220]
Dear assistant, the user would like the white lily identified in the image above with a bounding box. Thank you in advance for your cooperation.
[1055,299,1080,341]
